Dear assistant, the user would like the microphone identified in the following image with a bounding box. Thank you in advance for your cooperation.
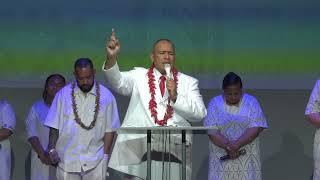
[164,64,172,80]
[219,149,246,161]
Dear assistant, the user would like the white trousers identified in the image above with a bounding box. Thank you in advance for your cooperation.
[30,151,57,180]
[56,159,107,180]
[0,141,11,180]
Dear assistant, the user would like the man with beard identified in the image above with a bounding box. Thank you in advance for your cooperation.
[45,58,120,180]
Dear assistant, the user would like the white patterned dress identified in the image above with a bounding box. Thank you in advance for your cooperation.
[305,80,320,179]
[204,93,268,180]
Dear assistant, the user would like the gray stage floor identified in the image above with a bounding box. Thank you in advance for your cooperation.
[0,87,315,180]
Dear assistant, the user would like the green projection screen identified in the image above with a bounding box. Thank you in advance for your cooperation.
[1,0,320,88]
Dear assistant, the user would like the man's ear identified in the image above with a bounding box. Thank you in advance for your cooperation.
[150,53,154,63]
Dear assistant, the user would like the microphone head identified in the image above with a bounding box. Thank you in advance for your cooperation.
[164,64,171,77]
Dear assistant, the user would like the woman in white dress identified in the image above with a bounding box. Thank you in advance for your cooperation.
[25,74,66,180]
[305,80,320,179]
[204,72,268,180]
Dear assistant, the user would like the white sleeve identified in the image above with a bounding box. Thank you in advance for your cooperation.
[306,80,320,114]
[25,106,39,138]
[103,62,135,96]
[105,96,121,133]
[44,91,63,130]
[173,78,207,122]
[1,101,16,131]
[248,97,268,129]
[203,98,219,134]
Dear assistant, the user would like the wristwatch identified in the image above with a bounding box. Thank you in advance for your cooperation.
[49,148,56,154]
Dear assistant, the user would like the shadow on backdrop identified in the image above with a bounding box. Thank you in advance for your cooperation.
[263,131,313,180]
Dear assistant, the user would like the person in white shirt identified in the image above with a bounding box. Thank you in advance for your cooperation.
[305,80,320,179]
[26,74,66,180]
[0,100,16,180]
[103,29,207,180]
[204,72,268,180]
[45,58,120,180]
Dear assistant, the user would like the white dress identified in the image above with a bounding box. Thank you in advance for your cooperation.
[204,94,268,180]
[0,100,16,180]
[25,100,56,180]
[305,80,320,180]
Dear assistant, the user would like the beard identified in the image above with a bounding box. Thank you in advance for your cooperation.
[78,84,94,93]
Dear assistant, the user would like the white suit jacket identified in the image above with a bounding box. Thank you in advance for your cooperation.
[103,63,206,178]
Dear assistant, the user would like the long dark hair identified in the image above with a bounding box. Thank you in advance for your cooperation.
[42,74,66,101]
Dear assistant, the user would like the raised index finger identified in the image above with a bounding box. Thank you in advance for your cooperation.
[110,28,116,41]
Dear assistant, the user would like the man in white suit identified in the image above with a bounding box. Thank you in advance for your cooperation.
[103,29,207,180]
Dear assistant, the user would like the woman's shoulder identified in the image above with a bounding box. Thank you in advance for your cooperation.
[243,93,255,100]
[0,99,13,110]
[208,95,223,105]
[242,93,260,105]
[32,99,46,108]
[314,80,320,89]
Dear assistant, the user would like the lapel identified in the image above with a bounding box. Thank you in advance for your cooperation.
[136,70,172,120]
[136,71,153,119]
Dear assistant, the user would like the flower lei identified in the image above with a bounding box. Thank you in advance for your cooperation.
[71,81,100,130]
[147,64,178,126]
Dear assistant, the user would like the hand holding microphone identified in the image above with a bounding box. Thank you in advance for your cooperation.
[164,64,173,80]
[219,149,246,161]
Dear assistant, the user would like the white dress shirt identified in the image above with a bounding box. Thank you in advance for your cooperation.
[45,82,120,173]
[0,100,16,131]
[0,100,16,180]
